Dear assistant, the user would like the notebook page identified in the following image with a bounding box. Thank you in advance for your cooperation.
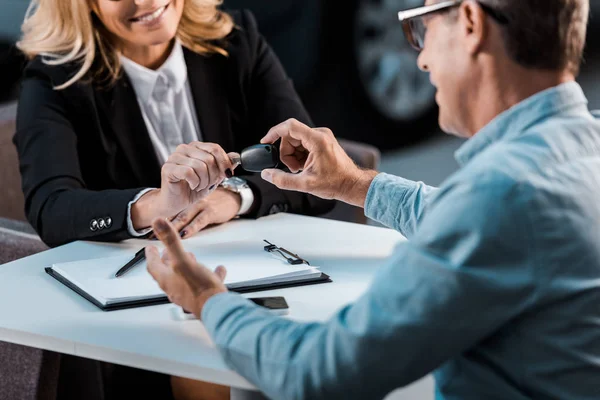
[50,242,318,304]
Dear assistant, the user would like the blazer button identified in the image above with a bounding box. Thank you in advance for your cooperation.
[98,219,106,230]
[90,219,99,232]
[106,217,112,228]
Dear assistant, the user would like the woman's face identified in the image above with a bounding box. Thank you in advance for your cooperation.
[94,0,184,49]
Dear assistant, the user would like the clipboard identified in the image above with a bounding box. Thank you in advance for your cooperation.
[45,268,332,312]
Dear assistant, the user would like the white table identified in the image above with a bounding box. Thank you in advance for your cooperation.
[0,214,433,399]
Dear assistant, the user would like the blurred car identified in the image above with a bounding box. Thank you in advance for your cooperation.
[2,0,600,149]
[0,0,437,148]
[225,0,600,149]
[225,0,437,149]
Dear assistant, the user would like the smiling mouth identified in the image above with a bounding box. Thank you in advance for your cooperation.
[130,3,169,23]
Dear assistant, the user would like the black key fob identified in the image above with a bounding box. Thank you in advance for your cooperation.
[239,144,279,172]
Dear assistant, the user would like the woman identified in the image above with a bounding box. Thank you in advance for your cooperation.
[15,0,332,398]
[15,0,333,249]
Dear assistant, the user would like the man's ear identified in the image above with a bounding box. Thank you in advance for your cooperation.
[458,0,488,56]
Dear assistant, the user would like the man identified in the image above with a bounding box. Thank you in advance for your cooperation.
[147,0,600,398]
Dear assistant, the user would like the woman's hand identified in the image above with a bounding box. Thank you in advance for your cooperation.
[159,142,237,213]
[170,188,242,239]
[131,142,239,230]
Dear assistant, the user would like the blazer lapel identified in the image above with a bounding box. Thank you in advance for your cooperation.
[183,47,234,151]
[95,76,162,188]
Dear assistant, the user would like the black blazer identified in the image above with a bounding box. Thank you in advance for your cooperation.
[14,10,333,247]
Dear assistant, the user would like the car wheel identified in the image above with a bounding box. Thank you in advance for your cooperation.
[354,0,436,125]
[314,0,436,150]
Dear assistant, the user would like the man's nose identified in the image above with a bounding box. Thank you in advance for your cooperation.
[417,51,429,72]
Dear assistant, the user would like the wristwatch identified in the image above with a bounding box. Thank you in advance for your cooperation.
[219,177,254,215]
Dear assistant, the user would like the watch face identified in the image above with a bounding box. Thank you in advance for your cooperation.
[227,177,246,185]
[222,177,247,190]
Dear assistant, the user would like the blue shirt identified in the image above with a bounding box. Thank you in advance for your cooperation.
[203,82,600,399]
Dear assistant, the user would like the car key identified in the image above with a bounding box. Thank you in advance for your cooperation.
[230,144,279,172]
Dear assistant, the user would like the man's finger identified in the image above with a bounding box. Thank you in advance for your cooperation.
[152,218,188,262]
[146,246,171,285]
[161,248,172,264]
[261,119,319,151]
[214,265,227,282]
[152,218,211,289]
[261,169,306,192]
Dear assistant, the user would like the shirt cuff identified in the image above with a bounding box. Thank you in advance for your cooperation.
[202,292,258,334]
[364,173,419,222]
[127,188,157,237]
[237,185,255,216]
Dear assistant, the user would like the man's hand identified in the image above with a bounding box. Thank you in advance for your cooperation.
[146,218,228,318]
[170,188,241,239]
[260,119,378,207]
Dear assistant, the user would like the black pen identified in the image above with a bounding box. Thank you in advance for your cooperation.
[114,247,146,278]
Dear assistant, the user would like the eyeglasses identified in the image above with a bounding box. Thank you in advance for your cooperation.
[397,0,509,51]
[263,240,310,265]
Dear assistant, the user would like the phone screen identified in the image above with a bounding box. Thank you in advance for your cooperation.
[249,296,289,310]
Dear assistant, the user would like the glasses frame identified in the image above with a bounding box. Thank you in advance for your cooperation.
[263,240,310,266]
[397,0,509,51]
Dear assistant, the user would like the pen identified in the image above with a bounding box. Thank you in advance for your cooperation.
[114,247,146,278]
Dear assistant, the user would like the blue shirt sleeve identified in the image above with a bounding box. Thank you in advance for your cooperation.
[365,173,439,238]
[203,181,539,400]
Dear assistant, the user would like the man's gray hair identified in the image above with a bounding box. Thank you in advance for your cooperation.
[481,0,589,74]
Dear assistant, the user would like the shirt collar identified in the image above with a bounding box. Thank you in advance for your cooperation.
[454,81,589,166]
[119,40,188,103]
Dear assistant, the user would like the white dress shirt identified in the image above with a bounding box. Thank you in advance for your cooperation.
[120,41,253,236]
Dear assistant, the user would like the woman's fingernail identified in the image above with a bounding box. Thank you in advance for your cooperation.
[180,230,187,238]
[225,169,233,178]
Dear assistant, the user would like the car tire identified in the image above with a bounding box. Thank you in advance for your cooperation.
[303,0,438,151]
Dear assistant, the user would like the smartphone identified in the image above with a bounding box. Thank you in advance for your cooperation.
[249,296,289,315]
[173,296,289,320]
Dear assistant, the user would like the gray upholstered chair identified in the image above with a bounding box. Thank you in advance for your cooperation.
[325,138,380,224]
[0,101,60,400]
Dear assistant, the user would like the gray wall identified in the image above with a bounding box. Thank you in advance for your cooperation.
[0,0,28,40]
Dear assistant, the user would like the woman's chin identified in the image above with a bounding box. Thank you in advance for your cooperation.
[131,30,177,48]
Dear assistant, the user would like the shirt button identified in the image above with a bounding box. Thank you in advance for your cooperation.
[90,220,99,232]
[106,217,112,228]
[98,219,106,230]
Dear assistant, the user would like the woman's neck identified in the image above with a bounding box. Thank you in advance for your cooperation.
[121,39,175,70]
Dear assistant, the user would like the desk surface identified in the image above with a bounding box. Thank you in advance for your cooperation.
[0,214,432,396]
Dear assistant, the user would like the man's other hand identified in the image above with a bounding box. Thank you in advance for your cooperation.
[146,218,227,318]
[260,119,378,207]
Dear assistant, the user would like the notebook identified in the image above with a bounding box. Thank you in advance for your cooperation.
[45,241,331,311]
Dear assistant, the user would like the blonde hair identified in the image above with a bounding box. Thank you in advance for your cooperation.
[17,0,234,89]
